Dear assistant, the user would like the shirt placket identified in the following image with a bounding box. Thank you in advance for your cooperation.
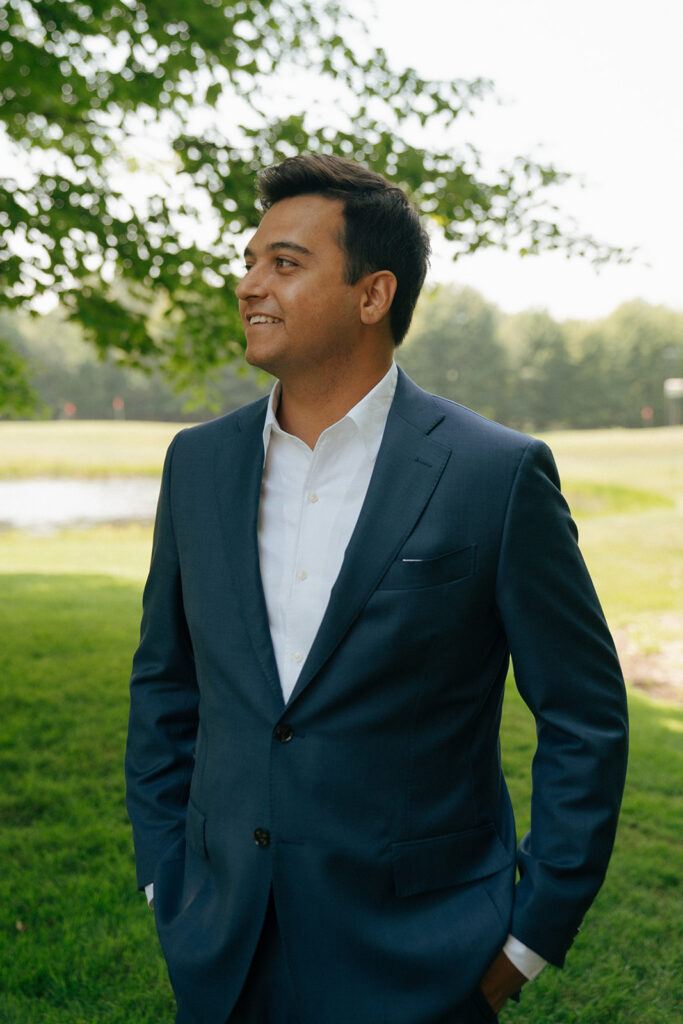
[281,441,328,700]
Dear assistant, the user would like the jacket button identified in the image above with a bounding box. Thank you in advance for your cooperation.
[274,723,294,743]
[253,828,270,848]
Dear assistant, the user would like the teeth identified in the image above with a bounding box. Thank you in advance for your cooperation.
[249,315,280,324]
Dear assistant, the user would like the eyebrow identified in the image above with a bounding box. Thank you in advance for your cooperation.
[244,241,313,259]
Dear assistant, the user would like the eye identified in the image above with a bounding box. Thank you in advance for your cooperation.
[275,256,296,269]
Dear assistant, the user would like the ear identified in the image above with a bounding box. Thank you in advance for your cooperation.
[359,271,397,326]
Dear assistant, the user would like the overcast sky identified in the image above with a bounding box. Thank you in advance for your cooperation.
[364,0,683,320]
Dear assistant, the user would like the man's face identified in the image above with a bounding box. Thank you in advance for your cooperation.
[236,194,365,381]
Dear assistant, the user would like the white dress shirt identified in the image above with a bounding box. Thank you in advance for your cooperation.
[258,363,399,703]
[148,362,546,981]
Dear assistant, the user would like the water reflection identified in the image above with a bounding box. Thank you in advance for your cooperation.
[0,478,160,532]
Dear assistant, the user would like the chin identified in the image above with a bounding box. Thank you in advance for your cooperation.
[245,346,278,375]
[244,341,266,366]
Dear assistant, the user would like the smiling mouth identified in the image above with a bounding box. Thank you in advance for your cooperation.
[247,314,282,325]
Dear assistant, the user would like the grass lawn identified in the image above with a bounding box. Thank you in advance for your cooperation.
[0,421,183,479]
[0,423,681,1022]
[0,574,175,1024]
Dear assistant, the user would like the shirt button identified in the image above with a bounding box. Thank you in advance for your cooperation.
[293,651,303,663]
[307,492,319,503]
[274,723,294,743]
[253,828,270,848]
[297,570,308,580]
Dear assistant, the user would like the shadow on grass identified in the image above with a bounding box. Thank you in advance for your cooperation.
[0,574,174,1024]
[1,574,681,1023]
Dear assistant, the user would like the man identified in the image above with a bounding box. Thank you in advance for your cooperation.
[125,154,628,1024]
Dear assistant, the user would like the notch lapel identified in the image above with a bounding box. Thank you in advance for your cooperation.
[288,374,450,705]
[212,398,284,711]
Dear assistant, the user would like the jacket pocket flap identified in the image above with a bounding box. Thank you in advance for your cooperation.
[185,798,208,859]
[378,544,475,590]
[392,823,512,898]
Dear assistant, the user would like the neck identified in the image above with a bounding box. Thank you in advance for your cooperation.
[276,355,394,449]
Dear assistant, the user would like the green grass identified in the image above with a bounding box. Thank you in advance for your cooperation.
[0,423,681,1021]
[539,426,683,499]
[547,429,683,633]
[0,421,183,478]
[1,421,681,485]
[561,481,673,517]
[0,575,175,1024]
[501,687,682,1023]
[0,524,153,581]
[0,573,680,1023]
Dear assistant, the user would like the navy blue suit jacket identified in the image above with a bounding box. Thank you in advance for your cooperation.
[125,370,628,1024]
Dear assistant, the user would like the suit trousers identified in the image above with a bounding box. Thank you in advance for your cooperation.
[223,891,499,1024]
[227,893,300,1024]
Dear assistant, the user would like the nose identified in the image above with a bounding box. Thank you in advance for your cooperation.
[236,262,266,301]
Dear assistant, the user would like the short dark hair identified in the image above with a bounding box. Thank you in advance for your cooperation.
[256,154,430,345]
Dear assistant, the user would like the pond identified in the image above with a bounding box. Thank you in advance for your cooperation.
[0,478,160,532]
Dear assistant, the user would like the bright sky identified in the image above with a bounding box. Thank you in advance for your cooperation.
[365,0,683,320]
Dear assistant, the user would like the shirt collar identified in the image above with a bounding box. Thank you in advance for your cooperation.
[262,362,398,462]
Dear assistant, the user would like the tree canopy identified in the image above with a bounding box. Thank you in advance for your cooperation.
[0,0,628,409]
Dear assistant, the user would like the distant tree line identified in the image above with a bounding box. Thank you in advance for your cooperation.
[399,288,683,430]
[0,309,269,422]
[2,290,682,428]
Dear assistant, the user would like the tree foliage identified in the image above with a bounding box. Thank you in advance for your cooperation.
[398,286,508,423]
[0,0,628,392]
[502,310,574,427]
[0,332,41,416]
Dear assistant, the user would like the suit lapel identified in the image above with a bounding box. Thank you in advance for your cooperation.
[213,398,284,710]
[288,372,450,705]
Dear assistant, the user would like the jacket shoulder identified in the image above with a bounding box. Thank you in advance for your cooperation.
[397,371,539,457]
[433,393,537,452]
[167,395,269,452]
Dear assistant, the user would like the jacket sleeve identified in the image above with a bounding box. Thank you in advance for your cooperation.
[125,433,200,889]
[495,438,628,966]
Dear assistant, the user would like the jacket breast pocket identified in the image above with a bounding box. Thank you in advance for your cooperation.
[377,544,476,591]
[392,823,512,898]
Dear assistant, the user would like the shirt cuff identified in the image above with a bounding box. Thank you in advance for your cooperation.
[144,882,154,905]
[503,934,547,980]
